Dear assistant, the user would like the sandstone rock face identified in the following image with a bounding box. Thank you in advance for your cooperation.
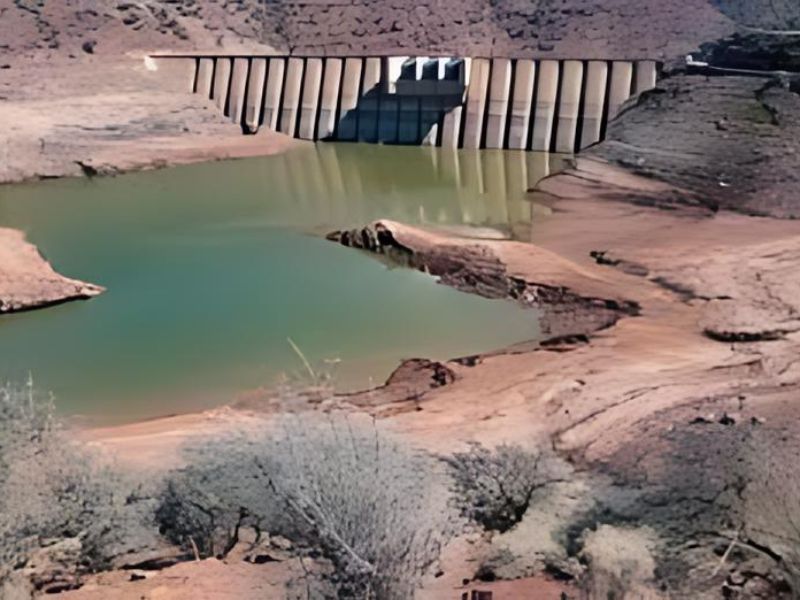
[0,227,103,314]
[0,0,740,61]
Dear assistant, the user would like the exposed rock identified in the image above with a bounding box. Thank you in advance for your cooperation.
[6,538,84,597]
[328,220,640,340]
[591,36,800,218]
[339,358,457,409]
[697,32,800,72]
[712,0,800,31]
[0,227,103,313]
[0,0,739,61]
[0,59,297,185]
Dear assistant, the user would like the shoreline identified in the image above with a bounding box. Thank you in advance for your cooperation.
[0,57,298,187]
[0,227,104,314]
[82,157,800,461]
[68,156,800,597]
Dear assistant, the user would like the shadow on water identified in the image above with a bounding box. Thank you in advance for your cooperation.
[0,144,568,422]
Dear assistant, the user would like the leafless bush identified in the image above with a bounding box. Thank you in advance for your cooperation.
[0,381,158,590]
[442,441,564,533]
[160,413,456,599]
[156,430,279,559]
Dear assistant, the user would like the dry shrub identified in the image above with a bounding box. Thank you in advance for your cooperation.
[443,441,564,533]
[0,381,158,591]
[159,412,456,599]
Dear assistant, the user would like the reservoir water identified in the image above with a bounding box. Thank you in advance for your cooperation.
[0,144,565,422]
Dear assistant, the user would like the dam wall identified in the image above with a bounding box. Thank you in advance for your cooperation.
[167,55,659,152]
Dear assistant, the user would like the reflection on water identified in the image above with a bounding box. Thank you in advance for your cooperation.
[262,144,567,238]
[0,144,565,423]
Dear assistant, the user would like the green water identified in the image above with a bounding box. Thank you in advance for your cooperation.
[0,144,563,422]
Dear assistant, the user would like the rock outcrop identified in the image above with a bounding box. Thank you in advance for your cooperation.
[0,227,103,313]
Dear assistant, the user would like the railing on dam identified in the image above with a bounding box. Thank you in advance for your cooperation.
[155,55,659,152]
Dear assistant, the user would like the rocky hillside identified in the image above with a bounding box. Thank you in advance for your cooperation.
[0,0,783,62]
[591,33,800,218]
[713,0,800,30]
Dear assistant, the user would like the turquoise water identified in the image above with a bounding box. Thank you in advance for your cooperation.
[0,144,563,422]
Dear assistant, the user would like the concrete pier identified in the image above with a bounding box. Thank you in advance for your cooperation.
[358,58,382,142]
[262,58,286,132]
[420,95,441,145]
[607,61,634,121]
[228,58,249,125]
[440,106,463,148]
[384,56,407,94]
[635,60,658,94]
[212,58,232,113]
[317,58,342,140]
[555,60,584,153]
[485,58,512,149]
[299,58,323,140]
[196,58,214,99]
[280,58,304,136]
[338,58,363,141]
[462,58,490,149]
[507,59,535,150]
[580,61,608,149]
[531,60,559,152]
[244,58,267,133]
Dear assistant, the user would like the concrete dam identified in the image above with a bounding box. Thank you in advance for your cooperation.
[157,55,659,152]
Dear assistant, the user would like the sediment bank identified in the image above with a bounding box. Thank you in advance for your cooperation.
[0,227,103,313]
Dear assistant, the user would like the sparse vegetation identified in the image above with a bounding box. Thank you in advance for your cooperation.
[4,378,568,598]
[443,441,563,533]
[156,428,279,559]
[0,381,158,594]
[159,412,456,599]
